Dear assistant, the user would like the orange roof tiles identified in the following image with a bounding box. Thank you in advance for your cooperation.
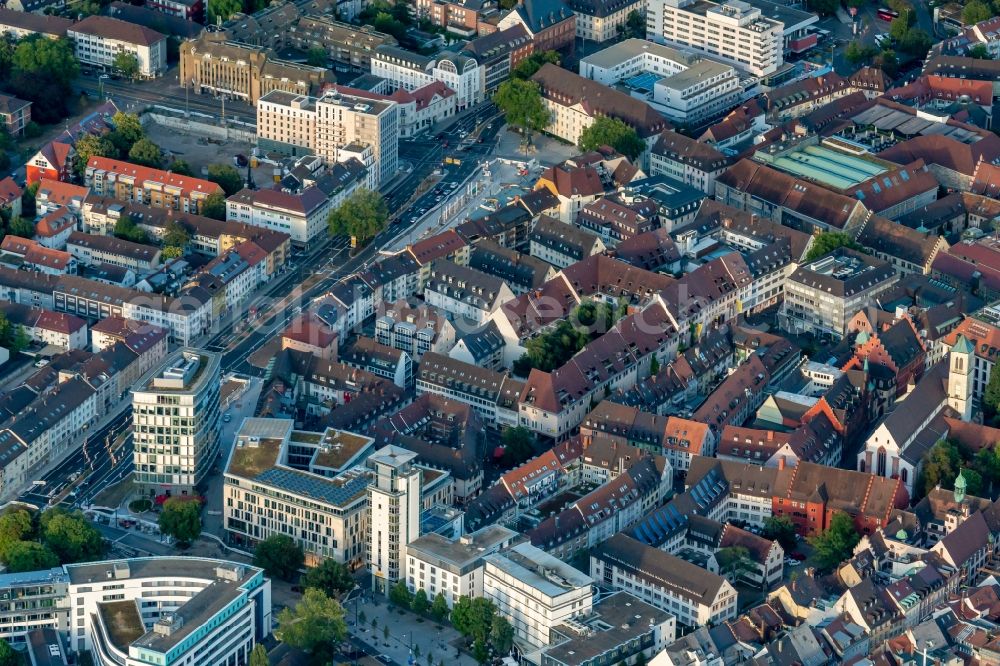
[87,156,223,198]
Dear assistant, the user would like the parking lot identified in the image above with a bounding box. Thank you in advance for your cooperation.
[142,121,277,185]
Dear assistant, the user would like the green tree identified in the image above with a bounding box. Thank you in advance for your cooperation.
[249,643,269,666]
[874,49,899,78]
[920,439,963,497]
[206,163,244,195]
[4,541,58,572]
[162,219,190,255]
[113,214,150,244]
[900,28,932,54]
[451,597,496,643]
[158,497,201,545]
[512,50,560,80]
[74,133,116,178]
[0,508,34,561]
[513,319,589,375]
[253,535,305,581]
[113,52,140,80]
[327,188,388,244]
[649,355,660,376]
[845,41,875,65]
[40,508,105,564]
[618,9,645,38]
[275,588,347,661]
[201,192,228,220]
[128,138,163,168]
[805,231,863,261]
[974,447,1000,492]
[961,467,984,496]
[501,426,535,466]
[762,515,798,551]
[161,246,183,259]
[985,363,1000,420]
[430,592,449,621]
[493,79,550,137]
[490,616,514,655]
[472,639,489,664]
[969,44,991,59]
[412,588,430,614]
[108,111,145,157]
[579,116,646,161]
[716,545,754,583]
[168,159,194,176]
[10,36,79,124]
[8,216,34,238]
[807,513,860,572]
[307,46,328,67]
[0,638,19,666]
[889,17,910,43]
[389,580,413,608]
[301,558,355,595]
[208,0,243,23]
[20,183,37,220]
[963,0,992,24]
[383,624,390,641]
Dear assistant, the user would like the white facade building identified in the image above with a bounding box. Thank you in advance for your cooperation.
[68,16,167,78]
[483,542,594,648]
[406,526,521,607]
[579,39,742,125]
[132,348,220,497]
[0,557,271,666]
[256,89,400,188]
[369,445,423,596]
[646,0,784,77]
[371,45,484,111]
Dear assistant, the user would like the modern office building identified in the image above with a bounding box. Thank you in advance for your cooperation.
[579,39,742,125]
[646,0,784,77]
[781,249,899,339]
[256,88,400,187]
[0,557,270,666]
[224,419,453,568]
[369,445,423,595]
[483,542,594,648]
[406,525,521,607]
[132,348,221,497]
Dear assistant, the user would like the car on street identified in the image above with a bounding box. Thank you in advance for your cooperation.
[377,656,393,664]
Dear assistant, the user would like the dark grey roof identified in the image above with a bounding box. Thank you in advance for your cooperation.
[455,321,505,362]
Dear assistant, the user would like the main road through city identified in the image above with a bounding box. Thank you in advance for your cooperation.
[14,97,503,513]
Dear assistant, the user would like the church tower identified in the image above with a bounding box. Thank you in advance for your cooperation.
[947,335,974,421]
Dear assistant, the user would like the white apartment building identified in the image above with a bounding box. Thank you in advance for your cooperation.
[483,542,594,648]
[67,16,167,78]
[579,39,742,125]
[592,534,738,628]
[375,301,457,362]
[132,348,220,497]
[371,45,484,111]
[423,260,516,326]
[66,557,270,666]
[369,445,423,596]
[256,89,399,187]
[406,526,521,608]
[646,0,784,77]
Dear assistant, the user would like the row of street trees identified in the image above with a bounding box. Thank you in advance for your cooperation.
[0,506,106,573]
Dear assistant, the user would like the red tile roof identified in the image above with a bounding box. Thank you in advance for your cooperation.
[408,230,466,265]
[0,177,21,205]
[37,179,89,208]
[87,156,223,199]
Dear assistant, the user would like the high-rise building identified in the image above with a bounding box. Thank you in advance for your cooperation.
[256,88,400,188]
[368,445,422,595]
[646,0,784,77]
[132,348,220,497]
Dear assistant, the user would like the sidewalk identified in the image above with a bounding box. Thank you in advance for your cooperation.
[348,596,479,666]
